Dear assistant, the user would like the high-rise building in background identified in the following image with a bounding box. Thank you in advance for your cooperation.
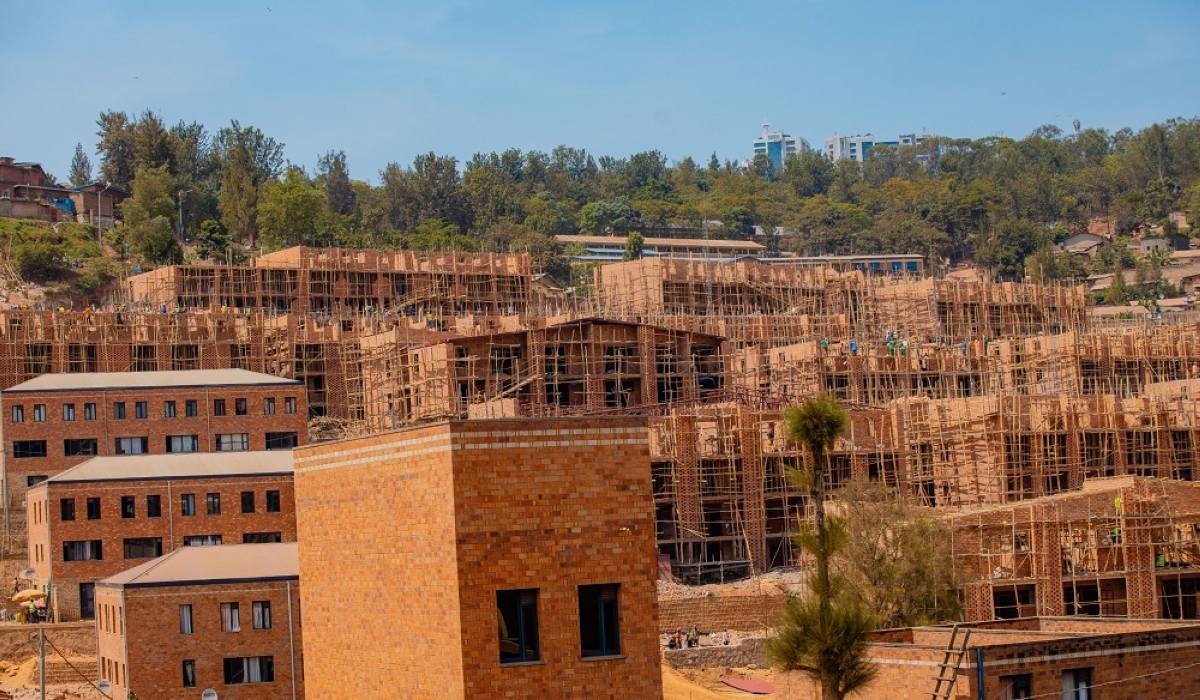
[825,131,937,162]
[752,124,809,170]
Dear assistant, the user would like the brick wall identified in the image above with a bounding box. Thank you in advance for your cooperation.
[294,417,664,700]
[663,638,768,669]
[657,594,786,633]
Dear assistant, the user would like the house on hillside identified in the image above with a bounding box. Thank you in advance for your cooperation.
[1057,232,1106,258]
[0,158,129,227]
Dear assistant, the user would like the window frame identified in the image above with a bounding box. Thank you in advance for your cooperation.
[86,497,101,520]
[146,494,161,518]
[60,498,75,522]
[10,405,23,423]
[497,588,541,664]
[235,397,248,416]
[221,602,241,632]
[13,440,47,458]
[213,399,226,417]
[578,583,621,658]
[253,601,272,630]
[62,403,75,421]
[134,401,148,419]
[217,433,250,452]
[113,402,126,420]
[180,493,196,517]
[241,491,255,514]
[206,492,221,515]
[182,659,196,687]
[266,490,281,513]
[180,605,194,635]
[120,496,136,519]
[164,400,176,418]
[32,404,46,422]
[122,537,162,560]
[84,402,96,421]
[185,399,198,417]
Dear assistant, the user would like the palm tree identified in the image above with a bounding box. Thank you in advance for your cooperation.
[766,394,876,700]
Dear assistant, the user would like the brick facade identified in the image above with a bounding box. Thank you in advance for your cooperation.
[26,451,297,621]
[293,417,663,700]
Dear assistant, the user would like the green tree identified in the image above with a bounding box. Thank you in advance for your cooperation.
[622,231,645,261]
[215,121,285,247]
[977,219,1048,281]
[317,150,356,216]
[1104,271,1133,305]
[69,143,92,186]
[120,164,183,265]
[96,110,136,190]
[1024,247,1090,283]
[408,218,479,252]
[257,168,332,251]
[767,395,876,700]
[194,219,244,264]
[579,198,635,235]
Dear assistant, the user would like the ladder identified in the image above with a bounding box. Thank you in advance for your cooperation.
[929,624,972,700]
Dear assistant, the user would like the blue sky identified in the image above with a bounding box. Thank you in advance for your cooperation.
[2,0,1198,183]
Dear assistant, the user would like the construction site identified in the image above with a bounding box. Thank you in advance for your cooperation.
[5,247,1200,627]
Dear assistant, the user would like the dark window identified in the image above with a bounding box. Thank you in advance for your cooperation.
[121,496,135,518]
[1063,668,1092,700]
[213,399,226,416]
[146,495,161,518]
[284,397,297,414]
[62,403,75,421]
[579,584,621,657]
[181,493,196,516]
[26,475,46,487]
[223,656,274,684]
[13,440,47,458]
[497,589,540,663]
[123,537,162,559]
[206,493,221,515]
[164,401,176,418]
[64,439,98,457]
[266,490,281,513]
[265,432,298,450]
[243,532,282,543]
[10,405,23,423]
[113,402,126,420]
[63,540,103,561]
[60,498,75,522]
[86,497,101,520]
[79,583,95,620]
[235,398,248,415]
[84,403,96,421]
[185,399,198,417]
[182,660,196,687]
[135,402,148,419]
[999,674,1032,700]
[253,601,272,630]
[241,491,255,514]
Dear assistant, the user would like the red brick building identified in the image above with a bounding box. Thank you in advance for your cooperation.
[96,542,302,700]
[293,417,664,700]
[1,369,306,507]
[27,450,296,621]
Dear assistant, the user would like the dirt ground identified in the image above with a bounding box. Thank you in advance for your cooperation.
[664,664,794,699]
[0,658,93,700]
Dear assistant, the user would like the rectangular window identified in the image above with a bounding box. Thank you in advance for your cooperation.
[146,494,161,518]
[579,584,621,657]
[185,399,198,417]
[114,437,147,455]
[180,605,194,634]
[1000,673,1033,700]
[213,399,226,416]
[235,398,248,415]
[121,496,135,519]
[182,659,196,687]
[243,532,282,543]
[265,432,298,450]
[64,439,98,456]
[84,403,96,421]
[79,583,95,620]
[13,440,47,458]
[60,498,75,522]
[134,401,148,419]
[241,491,255,514]
[253,601,272,630]
[497,589,540,663]
[63,540,103,561]
[180,493,196,516]
[10,405,22,423]
[264,397,276,415]
[221,602,241,632]
[122,537,162,559]
[217,433,249,451]
[284,397,297,415]
[206,492,221,515]
[62,403,75,421]
[166,435,199,453]
[223,656,274,684]
[1062,668,1092,700]
[87,497,101,520]
[27,475,46,487]
[164,401,176,418]
[33,404,45,422]
[113,402,126,420]
[266,490,281,513]
[183,534,222,546]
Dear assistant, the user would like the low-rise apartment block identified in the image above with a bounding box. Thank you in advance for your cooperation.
[2,369,306,505]
[294,418,663,700]
[27,450,296,621]
[97,542,302,700]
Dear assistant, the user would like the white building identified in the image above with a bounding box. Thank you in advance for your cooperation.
[753,124,810,170]
[825,132,937,162]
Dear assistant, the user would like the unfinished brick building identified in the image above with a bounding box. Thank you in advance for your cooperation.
[293,418,663,700]
[26,450,296,621]
[96,542,302,700]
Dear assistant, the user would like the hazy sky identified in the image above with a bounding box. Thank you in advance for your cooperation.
[3,0,1198,183]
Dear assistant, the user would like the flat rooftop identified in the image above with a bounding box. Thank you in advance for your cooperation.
[3,369,301,393]
[99,543,299,589]
[42,450,293,484]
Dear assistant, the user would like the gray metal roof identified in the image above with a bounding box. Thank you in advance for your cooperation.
[3,369,301,393]
[99,543,299,588]
[44,450,293,484]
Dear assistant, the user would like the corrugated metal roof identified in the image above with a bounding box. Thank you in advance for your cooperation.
[3,369,301,393]
[100,543,298,588]
[45,450,293,484]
